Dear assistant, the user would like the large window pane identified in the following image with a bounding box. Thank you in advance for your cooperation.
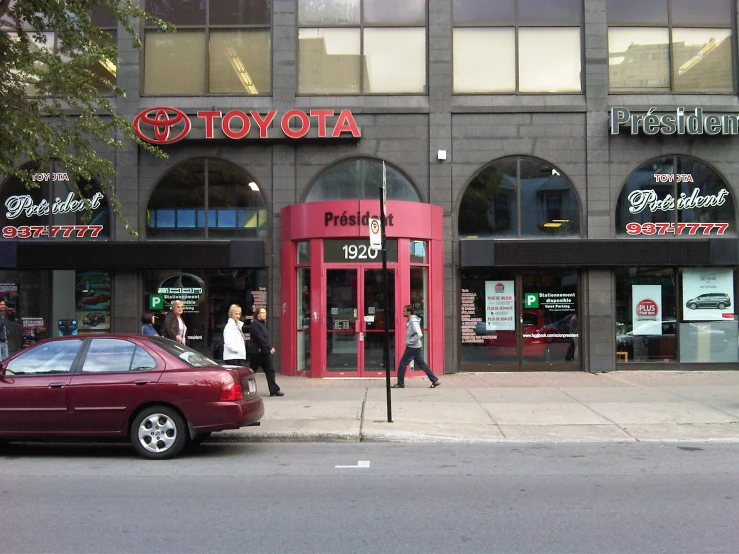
[146,161,206,239]
[364,0,425,24]
[363,28,426,93]
[145,0,206,25]
[207,160,267,238]
[210,30,271,94]
[517,0,581,24]
[459,159,518,238]
[298,28,360,94]
[672,29,732,93]
[519,159,580,237]
[306,159,361,201]
[298,0,360,25]
[453,0,514,25]
[210,0,272,25]
[453,28,515,93]
[518,28,581,93]
[608,28,669,91]
[606,0,668,24]
[615,268,676,363]
[363,161,420,201]
[670,0,731,25]
[675,158,735,234]
[145,31,206,94]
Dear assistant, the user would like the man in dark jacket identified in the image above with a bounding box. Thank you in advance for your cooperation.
[248,306,283,397]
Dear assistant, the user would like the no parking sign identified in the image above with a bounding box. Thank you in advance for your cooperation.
[369,217,381,250]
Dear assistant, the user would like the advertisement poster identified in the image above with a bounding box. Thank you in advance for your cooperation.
[632,285,663,335]
[682,268,735,321]
[485,280,515,331]
[21,317,46,348]
[75,270,111,332]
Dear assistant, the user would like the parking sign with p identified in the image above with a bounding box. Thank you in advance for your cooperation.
[149,294,164,311]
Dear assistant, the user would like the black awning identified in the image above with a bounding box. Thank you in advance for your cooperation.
[2,240,265,269]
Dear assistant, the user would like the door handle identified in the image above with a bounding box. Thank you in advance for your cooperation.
[49,383,65,389]
[134,380,150,386]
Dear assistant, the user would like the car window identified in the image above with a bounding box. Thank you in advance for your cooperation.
[5,340,83,376]
[149,337,217,368]
[131,346,158,371]
[81,339,137,373]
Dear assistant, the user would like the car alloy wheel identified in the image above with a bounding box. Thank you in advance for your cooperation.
[688,302,698,310]
[131,406,187,460]
[718,303,726,309]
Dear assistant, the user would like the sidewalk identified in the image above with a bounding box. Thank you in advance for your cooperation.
[218,371,739,444]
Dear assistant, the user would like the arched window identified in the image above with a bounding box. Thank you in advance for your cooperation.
[0,165,110,238]
[616,155,736,237]
[146,158,267,239]
[305,158,420,202]
[458,156,581,238]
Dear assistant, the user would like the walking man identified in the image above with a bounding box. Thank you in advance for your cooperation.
[0,299,8,361]
[392,305,439,389]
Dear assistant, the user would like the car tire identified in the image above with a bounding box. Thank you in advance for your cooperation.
[189,432,212,447]
[688,302,698,310]
[718,302,726,309]
[131,406,187,460]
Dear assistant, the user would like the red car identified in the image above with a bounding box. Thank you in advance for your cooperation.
[0,335,264,459]
[79,293,110,306]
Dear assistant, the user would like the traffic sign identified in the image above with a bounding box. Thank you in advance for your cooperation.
[369,217,381,249]
[149,294,164,310]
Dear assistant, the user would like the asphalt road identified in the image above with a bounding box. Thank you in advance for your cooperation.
[1,441,738,553]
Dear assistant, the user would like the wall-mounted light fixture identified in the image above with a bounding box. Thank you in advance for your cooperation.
[437,150,447,161]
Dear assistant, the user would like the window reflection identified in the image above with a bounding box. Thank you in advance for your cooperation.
[144,1,272,95]
[146,159,267,239]
[305,159,420,202]
[459,157,580,238]
[607,0,733,93]
[298,0,427,94]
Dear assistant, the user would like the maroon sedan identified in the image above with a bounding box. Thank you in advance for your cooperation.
[0,335,264,459]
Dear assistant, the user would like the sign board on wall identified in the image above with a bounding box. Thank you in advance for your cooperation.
[611,107,739,136]
[485,281,515,331]
[632,285,663,335]
[682,268,735,321]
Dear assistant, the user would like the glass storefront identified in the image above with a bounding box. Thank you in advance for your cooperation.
[0,270,111,357]
[460,269,579,370]
[616,267,739,364]
[143,268,268,361]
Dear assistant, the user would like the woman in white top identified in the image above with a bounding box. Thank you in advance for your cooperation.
[222,304,246,365]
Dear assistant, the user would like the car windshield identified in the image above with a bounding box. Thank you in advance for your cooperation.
[149,337,218,368]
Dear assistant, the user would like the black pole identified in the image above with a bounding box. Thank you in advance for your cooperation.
[381,186,392,423]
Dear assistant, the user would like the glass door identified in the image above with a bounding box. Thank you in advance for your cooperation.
[326,269,359,373]
[362,268,395,375]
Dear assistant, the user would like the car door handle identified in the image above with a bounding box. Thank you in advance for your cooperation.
[49,383,66,389]
[134,380,150,386]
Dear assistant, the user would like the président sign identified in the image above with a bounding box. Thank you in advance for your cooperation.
[610,107,739,136]
[133,106,361,144]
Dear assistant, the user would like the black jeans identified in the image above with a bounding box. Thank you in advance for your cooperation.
[397,346,437,386]
[223,359,245,366]
[249,352,280,395]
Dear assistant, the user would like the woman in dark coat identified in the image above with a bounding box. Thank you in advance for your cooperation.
[248,307,283,397]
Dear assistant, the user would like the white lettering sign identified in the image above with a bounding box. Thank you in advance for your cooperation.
[627,188,729,215]
[5,192,104,220]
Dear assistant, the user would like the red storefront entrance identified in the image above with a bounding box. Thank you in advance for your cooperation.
[280,200,444,378]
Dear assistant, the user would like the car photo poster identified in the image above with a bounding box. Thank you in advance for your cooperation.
[632,285,663,335]
[682,268,735,321]
[485,280,515,331]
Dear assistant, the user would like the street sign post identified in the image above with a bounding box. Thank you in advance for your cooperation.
[380,162,392,423]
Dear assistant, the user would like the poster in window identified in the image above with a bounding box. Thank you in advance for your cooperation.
[682,268,735,321]
[75,270,111,332]
[632,285,662,335]
[485,280,515,331]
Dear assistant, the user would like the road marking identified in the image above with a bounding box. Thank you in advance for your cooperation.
[335,460,370,469]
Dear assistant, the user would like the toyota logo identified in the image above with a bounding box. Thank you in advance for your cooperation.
[133,107,191,144]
